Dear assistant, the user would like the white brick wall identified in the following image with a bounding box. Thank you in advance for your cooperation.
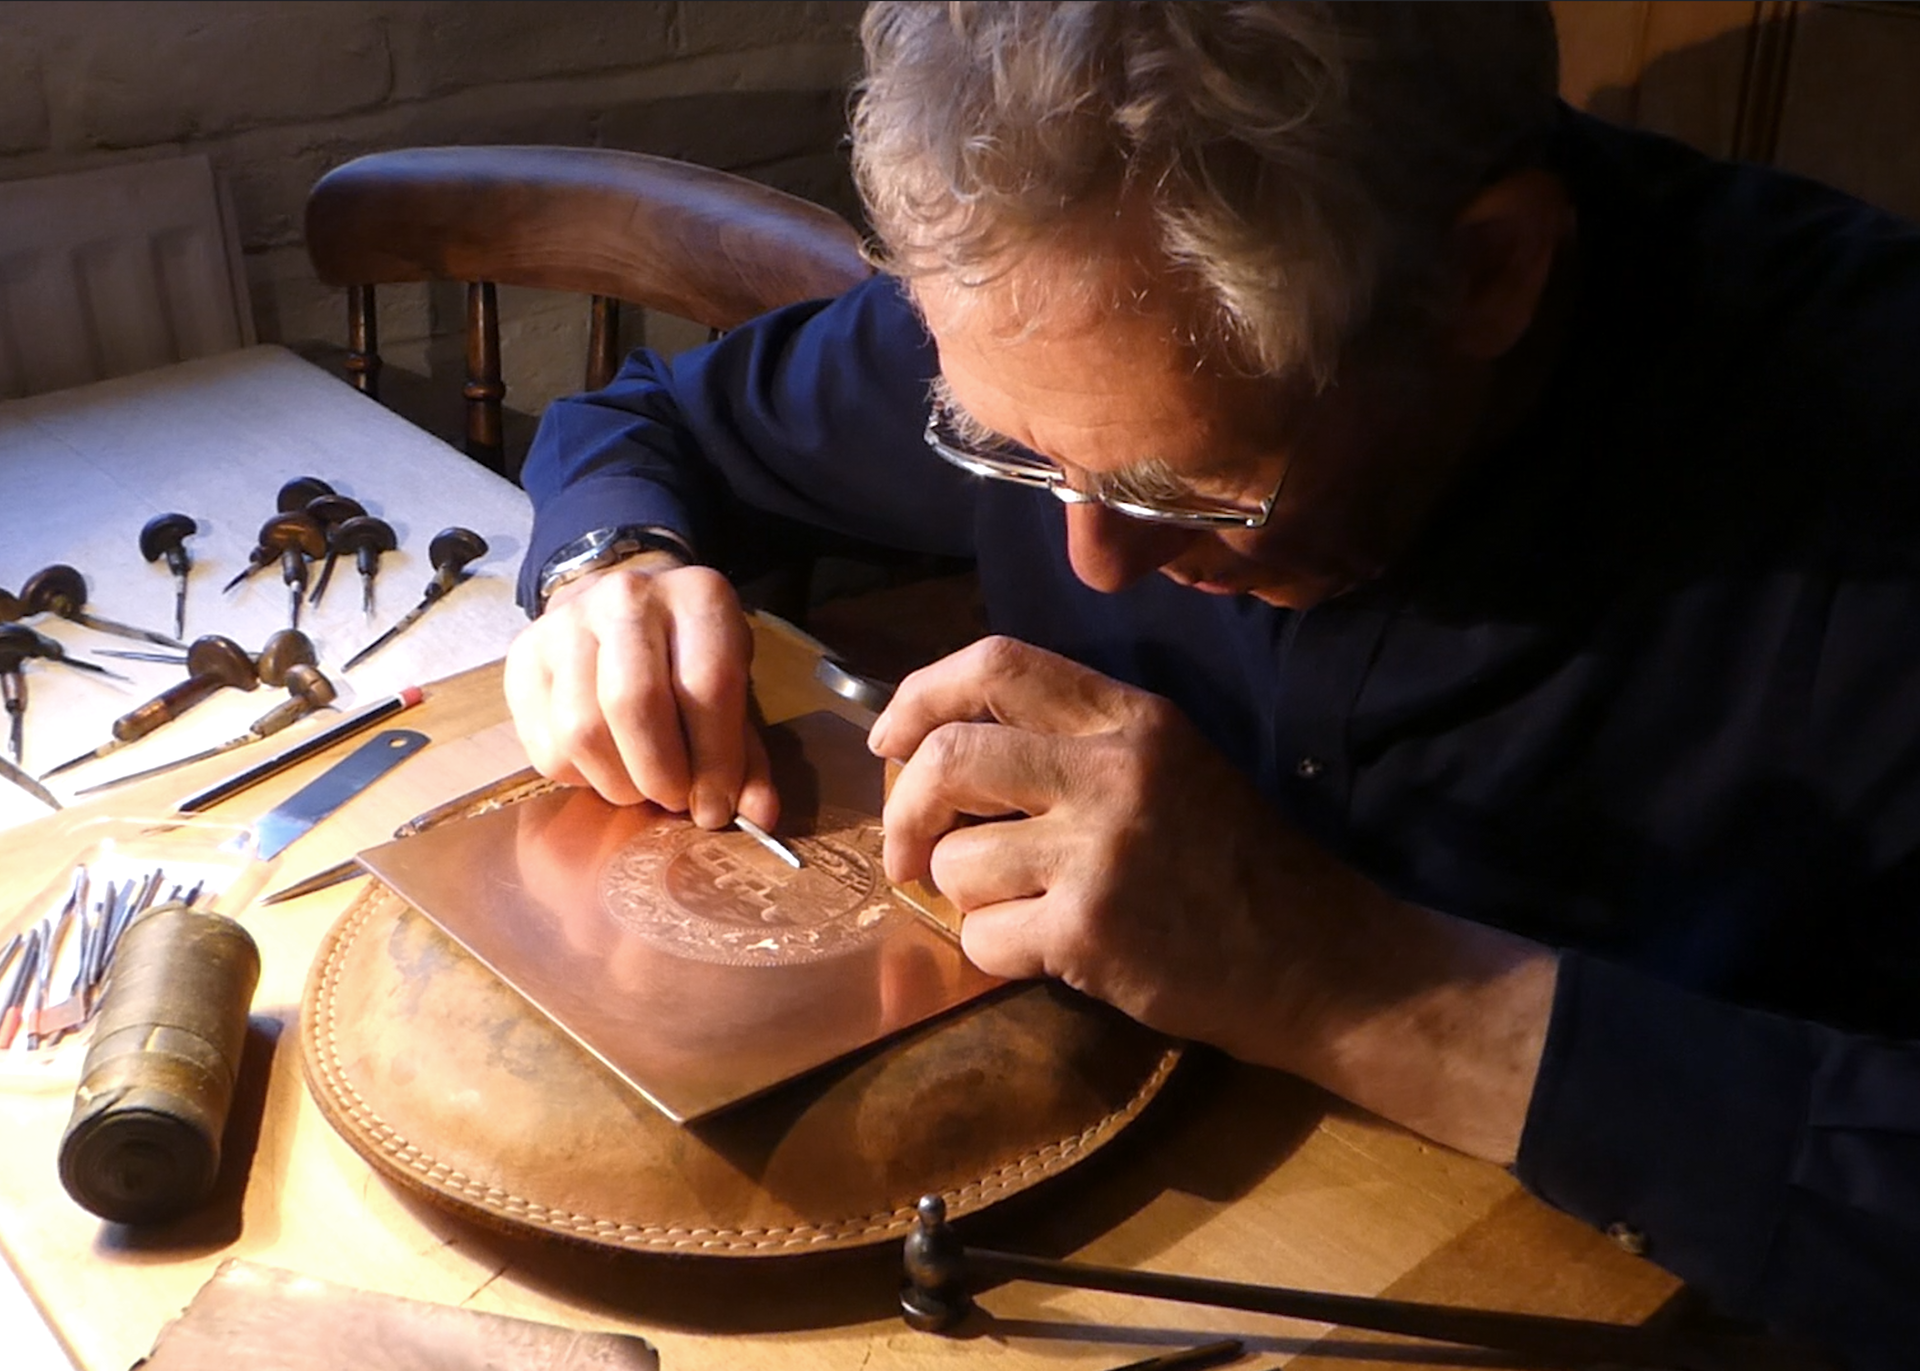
[0,1,869,463]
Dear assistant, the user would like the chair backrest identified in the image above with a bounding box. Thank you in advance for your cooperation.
[304,145,873,471]
[0,156,253,400]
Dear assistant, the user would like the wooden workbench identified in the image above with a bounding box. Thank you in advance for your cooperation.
[0,617,1679,1371]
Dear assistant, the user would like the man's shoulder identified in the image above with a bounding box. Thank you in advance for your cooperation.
[1560,109,1920,357]
[1553,108,1920,492]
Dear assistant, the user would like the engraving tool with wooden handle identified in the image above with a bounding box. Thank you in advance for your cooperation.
[41,636,260,779]
[341,527,489,671]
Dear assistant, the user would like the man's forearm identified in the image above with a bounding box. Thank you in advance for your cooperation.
[1284,900,1558,1164]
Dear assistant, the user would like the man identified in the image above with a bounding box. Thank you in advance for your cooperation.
[506,4,1920,1364]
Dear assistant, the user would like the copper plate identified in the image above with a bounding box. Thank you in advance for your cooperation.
[356,713,1004,1122]
[301,880,1184,1256]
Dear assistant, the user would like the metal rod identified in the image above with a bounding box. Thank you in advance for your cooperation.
[63,869,95,1001]
[93,649,187,664]
[0,933,23,995]
[339,598,426,672]
[257,857,361,905]
[25,904,73,1051]
[976,1248,1689,1363]
[70,610,186,650]
[73,741,233,795]
[900,1195,1763,1371]
[0,753,60,809]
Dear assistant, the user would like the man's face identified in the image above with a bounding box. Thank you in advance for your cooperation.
[916,242,1469,610]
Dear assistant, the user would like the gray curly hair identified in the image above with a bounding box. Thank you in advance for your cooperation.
[852,2,1560,386]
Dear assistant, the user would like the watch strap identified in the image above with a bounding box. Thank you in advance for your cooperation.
[533,524,692,614]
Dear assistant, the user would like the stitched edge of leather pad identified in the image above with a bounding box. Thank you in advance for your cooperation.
[301,880,1183,1255]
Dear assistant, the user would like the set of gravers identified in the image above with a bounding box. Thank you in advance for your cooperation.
[0,864,206,1053]
[0,476,488,800]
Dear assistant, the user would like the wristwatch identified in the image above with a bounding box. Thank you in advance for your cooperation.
[533,524,692,614]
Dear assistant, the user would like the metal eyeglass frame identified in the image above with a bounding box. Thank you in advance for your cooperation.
[921,402,1284,529]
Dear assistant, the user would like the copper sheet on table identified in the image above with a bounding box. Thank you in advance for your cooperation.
[356,712,1004,1123]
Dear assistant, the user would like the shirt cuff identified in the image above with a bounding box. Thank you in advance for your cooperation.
[516,474,695,614]
[1514,951,1814,1315]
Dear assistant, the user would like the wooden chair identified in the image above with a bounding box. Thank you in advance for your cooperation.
[303,145,872,474]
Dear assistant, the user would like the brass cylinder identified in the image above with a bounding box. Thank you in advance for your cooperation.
[58,903,261,1224]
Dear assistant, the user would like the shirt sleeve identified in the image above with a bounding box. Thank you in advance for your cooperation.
[516,273,978,611]
[1516,952,1920,1367]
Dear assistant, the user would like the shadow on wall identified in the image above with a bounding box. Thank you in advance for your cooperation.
[327,2,1920,481]
[1573,3,1920,216]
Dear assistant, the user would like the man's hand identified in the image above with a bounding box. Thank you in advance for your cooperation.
[504,554,776,829]
[869,635,1557,1163]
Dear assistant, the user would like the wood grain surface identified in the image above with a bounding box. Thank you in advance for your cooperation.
[0,626,1679,1371]
[0,329,1679,1371]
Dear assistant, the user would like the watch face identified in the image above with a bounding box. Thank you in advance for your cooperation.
[540,528,689,611]
[540,535,618,605]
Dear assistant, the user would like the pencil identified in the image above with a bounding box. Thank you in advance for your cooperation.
[176,685,425,813]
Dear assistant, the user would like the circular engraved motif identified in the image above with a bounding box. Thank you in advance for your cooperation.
[599,806,904,966]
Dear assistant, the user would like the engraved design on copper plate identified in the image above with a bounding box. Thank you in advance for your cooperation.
[598,805,903,966]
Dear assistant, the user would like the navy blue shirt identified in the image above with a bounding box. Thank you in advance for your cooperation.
[519,111,1920,1366]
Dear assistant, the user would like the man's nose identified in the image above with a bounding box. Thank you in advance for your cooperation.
[1063,501,1193,592]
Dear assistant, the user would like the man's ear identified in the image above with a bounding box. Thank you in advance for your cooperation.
[1445,168,1572,361]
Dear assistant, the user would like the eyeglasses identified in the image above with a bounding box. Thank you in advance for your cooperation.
[922,400,1285,529]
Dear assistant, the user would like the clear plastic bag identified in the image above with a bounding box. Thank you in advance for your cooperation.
[0,816,273,1090]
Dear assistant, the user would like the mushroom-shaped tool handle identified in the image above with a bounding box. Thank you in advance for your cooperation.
[19,564,88,618]
[0,622,43,664]
[304,496,370,608]
[423,527,490,598]
[257,513,328,562]
[21,565,184,649]
[255,629,317,688]
[333,515,398,616]
[112,635,259,744]
[256,513,327,627]
[140,513,199,640]
[275,476,335,513]
[304,494,365,529]
[248,663,337,737]
[139,513,198,571]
